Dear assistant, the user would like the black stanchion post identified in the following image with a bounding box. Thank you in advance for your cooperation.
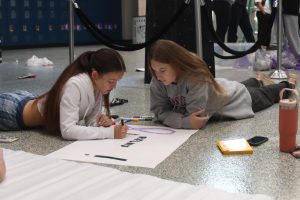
[69,0,75,64]
[0,39,2,64]
[270,0,287,79]
[201,0,215,76]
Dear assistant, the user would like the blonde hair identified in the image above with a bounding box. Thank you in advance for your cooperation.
[148,39,224,94]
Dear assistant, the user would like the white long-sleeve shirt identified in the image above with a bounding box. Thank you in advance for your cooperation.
[38,73,114,140]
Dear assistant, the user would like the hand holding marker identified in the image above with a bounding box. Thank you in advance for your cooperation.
[114,119,127,139]
[121,119,128,138]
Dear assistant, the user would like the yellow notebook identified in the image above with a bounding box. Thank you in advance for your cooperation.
[217,138,253,155]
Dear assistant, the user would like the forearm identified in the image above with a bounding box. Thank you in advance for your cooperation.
[61,123,114,140]
[152,107,190,129]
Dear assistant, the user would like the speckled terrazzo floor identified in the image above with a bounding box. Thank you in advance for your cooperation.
[1,45,299,200]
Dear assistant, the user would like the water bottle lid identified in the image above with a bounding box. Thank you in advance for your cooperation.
[280,99,297,108]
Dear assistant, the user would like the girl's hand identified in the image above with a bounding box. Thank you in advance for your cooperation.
[97,114,113,127]
[114,125,128,139]
[189,110,209,129]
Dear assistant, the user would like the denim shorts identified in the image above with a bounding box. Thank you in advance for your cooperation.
[0,90,37,131]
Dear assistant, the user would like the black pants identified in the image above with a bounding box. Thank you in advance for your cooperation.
[213,1,232,42]
[256,11,272,46]
[241,78,289,112]
[227,3,255,42]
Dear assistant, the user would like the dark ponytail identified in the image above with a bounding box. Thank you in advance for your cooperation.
[78,51,93,73]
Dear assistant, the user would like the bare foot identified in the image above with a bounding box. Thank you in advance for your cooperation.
[287,73,298,89]
[256,72,275,86]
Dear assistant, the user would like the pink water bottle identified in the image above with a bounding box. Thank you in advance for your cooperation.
[279,88,299,152]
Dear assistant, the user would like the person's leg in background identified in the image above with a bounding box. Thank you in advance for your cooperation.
[240,71,298,112]
[270,12,278,46]
[227,2,243,42]
[246,82,288,112]
[256,11,264,44]
[240,78,261,88]
[256,11,272,47]
[282,0,300,58]
[263,13,272,47]
[238,6,255,42]
[213,1,232,42]
[283,14,300,59]
[244,74,298,112]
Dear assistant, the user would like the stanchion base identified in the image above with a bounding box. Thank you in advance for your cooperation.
[270,70,288,79]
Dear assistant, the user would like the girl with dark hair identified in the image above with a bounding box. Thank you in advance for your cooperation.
[0,48,128,140]
[148,40,297,129]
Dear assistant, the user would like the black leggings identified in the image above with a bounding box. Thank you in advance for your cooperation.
[213,1,232,42]
[227,3,255,42]
[256,11,272,46]
[241,78,289,112]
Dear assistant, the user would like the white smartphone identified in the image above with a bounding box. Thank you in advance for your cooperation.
[0,136,19,143]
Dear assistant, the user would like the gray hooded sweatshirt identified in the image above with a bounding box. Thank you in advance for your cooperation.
[150,77,254,129]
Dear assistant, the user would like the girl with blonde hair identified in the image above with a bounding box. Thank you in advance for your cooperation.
[148,39,296,129]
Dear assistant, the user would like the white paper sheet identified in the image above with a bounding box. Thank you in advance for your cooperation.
[0,149,274,200]
[48,125,197,168]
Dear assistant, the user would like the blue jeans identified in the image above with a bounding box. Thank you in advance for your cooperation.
[0,91,36,131]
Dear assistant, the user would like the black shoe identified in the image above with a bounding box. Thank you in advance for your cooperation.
[110,98,128,107]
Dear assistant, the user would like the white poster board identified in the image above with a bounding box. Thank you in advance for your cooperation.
[48,125,197,168]
[2,149,274,200]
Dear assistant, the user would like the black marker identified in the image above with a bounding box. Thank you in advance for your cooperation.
[121,119,124,125]
[110,114,119,119]
[94,155,127,161]
[85,154,127,161]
